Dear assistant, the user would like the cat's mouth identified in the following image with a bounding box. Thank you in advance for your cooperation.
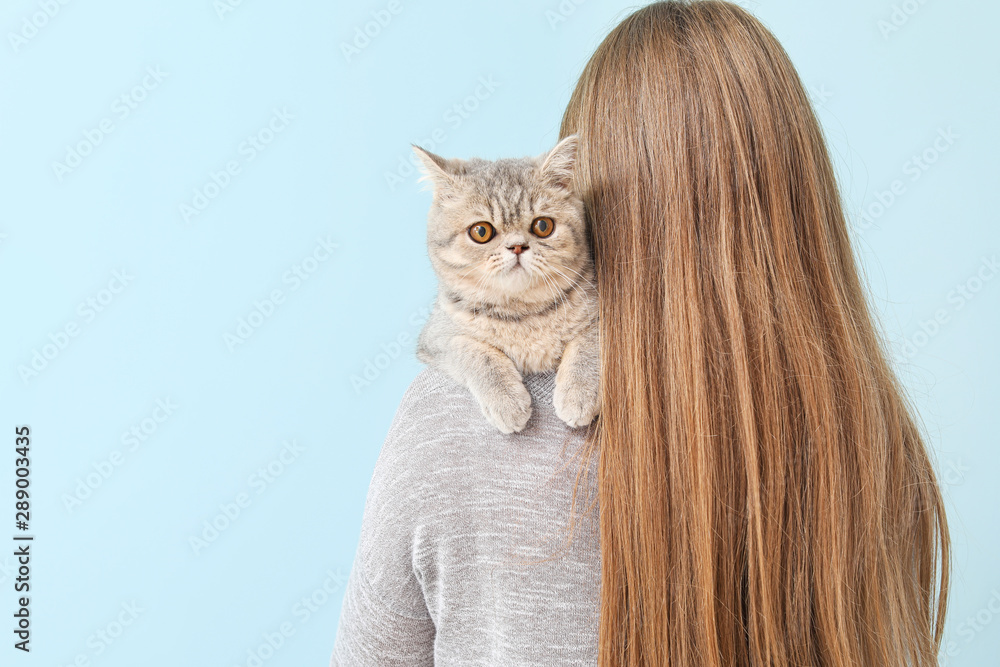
[501,253,536,281]
[501,263,531,286]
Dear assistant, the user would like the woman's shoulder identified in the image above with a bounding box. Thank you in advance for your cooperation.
[389,366,559,443]
[394,366,472,419]
[372,367,483,485]
[373,366,565,490]
[370,365,592,536]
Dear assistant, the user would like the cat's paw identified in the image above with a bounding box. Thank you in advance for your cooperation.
[554,376,600,429]
[477,380,533,434]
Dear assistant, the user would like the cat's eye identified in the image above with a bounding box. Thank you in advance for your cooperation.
[468,222,495,243]
[531,217,555,238]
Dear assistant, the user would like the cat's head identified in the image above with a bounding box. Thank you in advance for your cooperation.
[412,136,590,306]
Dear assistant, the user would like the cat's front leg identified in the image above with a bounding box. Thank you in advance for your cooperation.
[442,335,533,434]
[554,323,600,428]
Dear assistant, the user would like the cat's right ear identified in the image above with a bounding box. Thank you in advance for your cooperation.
[412,146,462,198]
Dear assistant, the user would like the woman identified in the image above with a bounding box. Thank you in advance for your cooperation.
[331,2,950,665]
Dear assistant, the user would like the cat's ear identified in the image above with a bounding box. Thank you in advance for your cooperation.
[538,135,578,192]
[412,145,463,197]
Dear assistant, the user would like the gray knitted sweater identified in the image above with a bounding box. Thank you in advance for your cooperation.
[331,367,601,665]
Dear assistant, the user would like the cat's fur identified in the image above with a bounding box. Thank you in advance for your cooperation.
[412,136,599,433]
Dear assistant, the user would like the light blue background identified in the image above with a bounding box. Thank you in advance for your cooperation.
[0,0,996,664]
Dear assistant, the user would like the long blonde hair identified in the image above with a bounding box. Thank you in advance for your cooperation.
[561,2,950,664]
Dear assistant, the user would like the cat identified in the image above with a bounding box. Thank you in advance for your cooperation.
[411,135,599,434]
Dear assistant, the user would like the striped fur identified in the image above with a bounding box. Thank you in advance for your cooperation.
[412,136,599,433]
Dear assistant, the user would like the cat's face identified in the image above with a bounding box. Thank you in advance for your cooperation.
[413,136,590,306]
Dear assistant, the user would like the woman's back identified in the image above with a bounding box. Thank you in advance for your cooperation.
[331,368,600,665]
[334,2,950,663]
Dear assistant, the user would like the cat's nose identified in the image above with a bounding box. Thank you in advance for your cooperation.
[508,244,528,255]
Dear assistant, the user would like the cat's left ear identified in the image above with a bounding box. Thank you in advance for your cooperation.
[412,145,463,197]
[538,135,578,192]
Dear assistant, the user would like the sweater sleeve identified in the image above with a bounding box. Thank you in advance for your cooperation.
[330,376,440,666]
[330,563,435,666]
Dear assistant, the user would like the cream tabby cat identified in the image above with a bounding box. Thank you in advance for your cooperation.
[412,136,599,433]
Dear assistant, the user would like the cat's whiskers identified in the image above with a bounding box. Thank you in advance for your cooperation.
[456,253,504,307]
[466,272,491,308]
[552,264,597,314]
[551,262,596,290]
[451,261,488,298]
[547,265,595,319]
[454,262,479,282]
[530,256,563,300]
[538,272,562,311]
[466,254,505,308]
[534,257,596,320]
[533,260,570,316]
